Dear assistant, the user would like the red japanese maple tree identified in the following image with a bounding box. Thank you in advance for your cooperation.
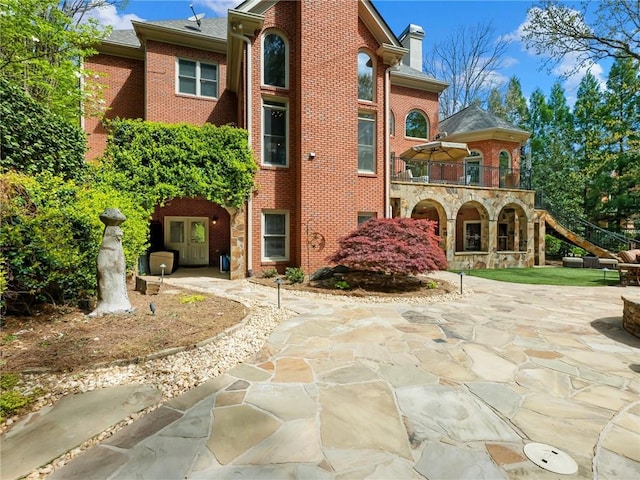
[327,218,447,276]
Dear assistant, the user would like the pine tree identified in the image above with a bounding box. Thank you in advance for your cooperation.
[504,77,529,129]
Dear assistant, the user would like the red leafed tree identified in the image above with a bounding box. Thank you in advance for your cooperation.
[327,218,447,276]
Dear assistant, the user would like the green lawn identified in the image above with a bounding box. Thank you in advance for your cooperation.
[457,267,620,287]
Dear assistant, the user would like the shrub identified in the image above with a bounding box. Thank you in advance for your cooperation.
[327,218,447,276]
[545,234,563,257]
[1,172,149,313]
[0,79,87,182]
[262,268,278,278]
[285,267,305,284]
[334,280,351,290]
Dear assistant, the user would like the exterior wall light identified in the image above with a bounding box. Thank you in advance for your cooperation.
[308,152,316,160]
[211,216,218,225]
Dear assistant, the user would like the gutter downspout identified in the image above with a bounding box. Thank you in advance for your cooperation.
[230,25,253,276]
[385,62,399,217]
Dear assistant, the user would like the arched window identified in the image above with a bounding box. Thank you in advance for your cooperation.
[358,52,374,101]
[263,32,287,88]
[405,110,429,139]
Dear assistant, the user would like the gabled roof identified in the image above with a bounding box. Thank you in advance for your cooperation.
[98,18,228,58]
[439,105,530,143]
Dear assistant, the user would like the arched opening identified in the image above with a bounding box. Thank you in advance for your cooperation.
[497,204,528,251]
[411,200,447,249]
[455,202,489,252]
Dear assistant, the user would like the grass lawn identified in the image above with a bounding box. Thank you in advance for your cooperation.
[458,267,620,287]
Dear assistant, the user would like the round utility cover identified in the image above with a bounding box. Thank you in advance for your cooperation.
[524,443,578,475]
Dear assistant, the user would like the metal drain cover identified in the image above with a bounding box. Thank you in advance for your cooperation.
[524,443,578,475]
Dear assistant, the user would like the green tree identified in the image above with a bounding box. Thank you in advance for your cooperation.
[0,79,87,181]
[522,0,640,76]
[593,56,640,230]
[573,72,605,215]
[504,77,530,129]
[487,88,506,118]
[0,0,107,121]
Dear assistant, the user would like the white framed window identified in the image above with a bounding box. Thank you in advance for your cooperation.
[389,110,395,136]
[262,211,289,261]
[262,98,288,166]
[263,31,288,88]
[465,150,483,185]
[177,58,218,98]
[405,109,429,139]
[358,112,376,173]
[358,51,374,101]
[499,150,511,187]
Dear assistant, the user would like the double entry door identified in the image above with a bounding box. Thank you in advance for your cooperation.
[164,216,209,266]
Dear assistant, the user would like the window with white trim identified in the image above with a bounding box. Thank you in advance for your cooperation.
[177,58,218,98]
[358,112,375,173]
[405,109,429,139]
[262,211,289,261]
[263,99,288,166]
[263,32,287,88]
[358,51,374,101]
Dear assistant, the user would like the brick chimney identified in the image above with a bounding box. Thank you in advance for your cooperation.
[399,24,425,71]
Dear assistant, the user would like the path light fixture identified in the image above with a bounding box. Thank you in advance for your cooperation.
[275,277,283,309]
[602,267,610,285]
[459,271,466,295]
[160,264,166,283]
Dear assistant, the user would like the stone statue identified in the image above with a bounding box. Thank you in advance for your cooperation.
[89,208,134,316]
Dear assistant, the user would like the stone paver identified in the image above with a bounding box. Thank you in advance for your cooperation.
[4,272,640,480]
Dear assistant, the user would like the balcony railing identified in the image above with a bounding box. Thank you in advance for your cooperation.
[391,157,532,190]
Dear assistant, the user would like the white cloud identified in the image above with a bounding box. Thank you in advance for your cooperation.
[85,4,145,30]
[199,0,243,17]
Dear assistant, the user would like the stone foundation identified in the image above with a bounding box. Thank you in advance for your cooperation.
[622,296,640,338]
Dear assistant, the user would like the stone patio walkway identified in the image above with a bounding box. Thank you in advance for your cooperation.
[2,272,639,479]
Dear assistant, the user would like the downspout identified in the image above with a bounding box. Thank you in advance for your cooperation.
[230,25,253,276]
[384,62,398,217]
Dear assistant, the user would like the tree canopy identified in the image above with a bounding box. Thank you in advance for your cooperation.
[327,218,447,276]
[0,79,87,181]
[522,0,640,76]
[0,0,107,121]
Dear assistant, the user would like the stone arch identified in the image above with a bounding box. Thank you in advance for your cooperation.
[455,201,490,252]
[496,203,528,251]
[411,199,448,247]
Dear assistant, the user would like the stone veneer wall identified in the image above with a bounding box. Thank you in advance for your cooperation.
[622,296,640,338]
[391,183,536,270]
[228,207,246,280]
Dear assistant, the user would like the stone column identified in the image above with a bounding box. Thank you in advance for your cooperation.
[228,207,247,280]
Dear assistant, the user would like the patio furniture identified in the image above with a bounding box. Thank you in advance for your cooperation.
[617,249,640,286]
[562,257,583,268]
[583,256,600,269]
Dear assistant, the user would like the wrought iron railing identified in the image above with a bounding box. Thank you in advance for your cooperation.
[390,157,532,190]
[535,192,638,252]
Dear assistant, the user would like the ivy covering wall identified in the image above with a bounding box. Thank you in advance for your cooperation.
[98,119,258,210]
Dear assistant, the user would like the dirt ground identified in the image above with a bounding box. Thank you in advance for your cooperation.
[1,271,454,373]
[1,282,248,373]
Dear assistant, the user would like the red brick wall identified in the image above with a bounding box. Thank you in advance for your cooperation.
[467,139,522,169]
[389,85,440,157]
[84,54,145,159]
[152,198,230,266]
[145,40,236,125]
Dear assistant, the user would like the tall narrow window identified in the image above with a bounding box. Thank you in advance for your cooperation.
[358,112,375,173]
[262,211,289,261]
[465,150,482,185]
[358,52,374,101]
[177,59,218,98]
[263,32,287,88]
[263,99,288,166]
[499,150,511,187]
[405,110,428,139]
[389,110,395,136]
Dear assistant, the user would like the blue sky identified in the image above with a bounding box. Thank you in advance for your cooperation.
[91,0,609,106]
